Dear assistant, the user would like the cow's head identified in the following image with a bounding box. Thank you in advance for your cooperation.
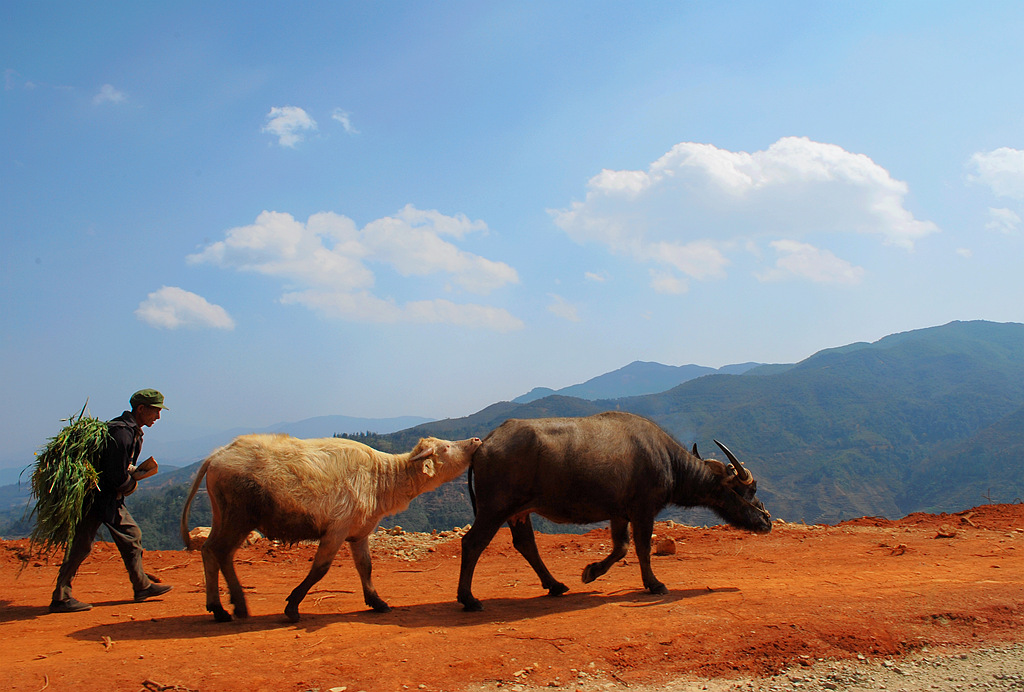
[694,440,772,534]
[409,436,483,484]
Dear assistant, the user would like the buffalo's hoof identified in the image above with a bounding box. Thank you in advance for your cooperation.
[369,600,392,613]
[459,597,484,612]
[546,582,569,597]
[284,603,301,622]
[646,582,668,595]
[209,605,232,623]
[581,563,603,584]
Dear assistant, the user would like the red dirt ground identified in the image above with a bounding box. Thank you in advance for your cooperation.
[3,503,1022,692]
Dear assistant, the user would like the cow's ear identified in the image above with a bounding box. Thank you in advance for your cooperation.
[409,445,433,463]
[421,457,436,477]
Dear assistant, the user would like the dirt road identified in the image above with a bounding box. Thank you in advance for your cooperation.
[3,504,1022,692]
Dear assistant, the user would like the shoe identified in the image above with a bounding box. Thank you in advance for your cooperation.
[134,583,173,602]
[49,597,93,613]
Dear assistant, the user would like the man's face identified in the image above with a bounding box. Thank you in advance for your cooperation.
[136,405,162,427]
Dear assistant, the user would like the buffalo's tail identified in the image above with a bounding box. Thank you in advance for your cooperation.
[467,465,477,516]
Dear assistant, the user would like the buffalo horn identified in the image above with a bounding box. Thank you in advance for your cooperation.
[691,443,701,460]
[713,439,753,485]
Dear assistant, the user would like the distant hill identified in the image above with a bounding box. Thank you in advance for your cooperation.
[382,320,1024,528]
[4,320,1023,549]
[514,361,761,403]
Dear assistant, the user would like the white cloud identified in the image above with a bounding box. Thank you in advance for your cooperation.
[956,248,973,259]
[189,206,521,331]
[262,106,317,147]
[968,148,1024,199]
[649,270,688,294]
[135,286,235,330]
[188,210,373,291]
[547,294,581,322]
[584,271,607,283]
[985,207,1021,236]
[332,108,359,134]
[551,136,938,287]
[93,84,126,105]
[361,205,516,293]
[757,240,864,286]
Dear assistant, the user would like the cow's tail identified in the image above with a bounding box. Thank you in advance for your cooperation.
[467,465,477,516]
[180,456,213,550]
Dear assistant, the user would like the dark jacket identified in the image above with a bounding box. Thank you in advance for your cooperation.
[93,411,143,522]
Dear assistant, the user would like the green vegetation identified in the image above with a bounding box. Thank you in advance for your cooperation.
[24,404,106,556]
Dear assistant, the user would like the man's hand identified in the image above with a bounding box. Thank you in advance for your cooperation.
[131,457,159,481]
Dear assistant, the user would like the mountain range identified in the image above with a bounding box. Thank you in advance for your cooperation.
[513,361,761,403]
[3,319,1023,549]
[354,319,1024,527]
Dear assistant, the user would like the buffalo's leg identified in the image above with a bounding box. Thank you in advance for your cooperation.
[457,513,505,611]
[582,517,630,584]
[508,515,569,597]
[285,532,344,622]
[350,535,390,612]
[632,514,667,594]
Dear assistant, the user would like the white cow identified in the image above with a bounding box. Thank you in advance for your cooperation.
[180,434,482,622]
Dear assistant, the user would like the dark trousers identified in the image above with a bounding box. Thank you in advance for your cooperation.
[51,502,152,604]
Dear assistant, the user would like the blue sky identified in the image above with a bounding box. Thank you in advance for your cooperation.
[3,2,1024,469]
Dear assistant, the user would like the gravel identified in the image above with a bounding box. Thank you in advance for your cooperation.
[479,644,1024,692]
[664,644,1024,692]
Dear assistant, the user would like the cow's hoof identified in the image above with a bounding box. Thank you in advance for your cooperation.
[546,582,569,597]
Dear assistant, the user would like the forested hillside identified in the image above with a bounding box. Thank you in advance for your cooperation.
[3,320,1022,550]
[385,320,1024,525]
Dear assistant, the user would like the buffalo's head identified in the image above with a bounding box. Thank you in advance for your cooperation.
[695,440,772,534]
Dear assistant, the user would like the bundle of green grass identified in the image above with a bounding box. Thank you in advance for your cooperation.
[25,403,108,556]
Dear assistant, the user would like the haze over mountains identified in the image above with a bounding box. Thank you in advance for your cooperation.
[513,361,762,403]
[3,320,1023,548]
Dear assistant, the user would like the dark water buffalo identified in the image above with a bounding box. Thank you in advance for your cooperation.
[457,411,772,611]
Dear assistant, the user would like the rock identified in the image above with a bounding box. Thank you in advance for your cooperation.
[187,526,211,550]
[654,536,677,555]
[186,526,260,549]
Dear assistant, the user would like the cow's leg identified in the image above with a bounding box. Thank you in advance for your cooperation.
[457,513,505,611]
[285,531,345,622]
[632,514,667,594]
[508,515,568,597]
[202,527,250,622]
[582,517,630,584]
[350,535,390,613]
[199,539,229,622]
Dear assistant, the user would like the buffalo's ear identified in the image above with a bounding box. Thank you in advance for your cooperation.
[703,459,728,478]
[420,458,436,477]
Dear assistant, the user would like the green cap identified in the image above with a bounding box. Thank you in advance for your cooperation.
[130,388,168,410]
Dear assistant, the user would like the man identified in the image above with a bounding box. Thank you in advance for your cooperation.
[49,388,174,613]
